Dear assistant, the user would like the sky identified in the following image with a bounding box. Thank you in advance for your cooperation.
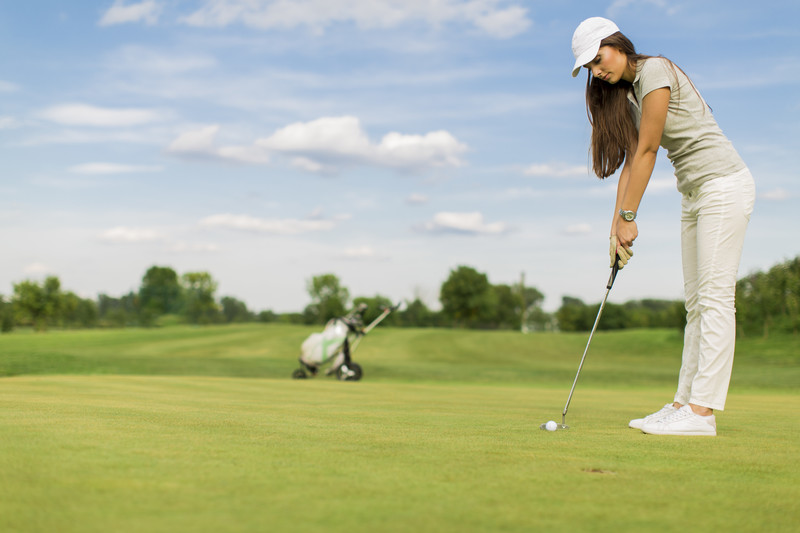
[1,0,798,314]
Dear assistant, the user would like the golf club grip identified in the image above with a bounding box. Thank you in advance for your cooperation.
[607,254,621,289]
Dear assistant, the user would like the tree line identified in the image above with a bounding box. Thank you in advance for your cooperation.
[1,256,797,336]
[0,267,262,331]
[735,256,799,338]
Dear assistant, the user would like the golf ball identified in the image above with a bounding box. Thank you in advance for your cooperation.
[545,420,558,431]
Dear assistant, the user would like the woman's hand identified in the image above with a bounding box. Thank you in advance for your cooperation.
[616,220,638,249]
[609,234,634,269]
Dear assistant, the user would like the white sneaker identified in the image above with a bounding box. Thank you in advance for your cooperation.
[629,403,677,430]
[641,405,717,436]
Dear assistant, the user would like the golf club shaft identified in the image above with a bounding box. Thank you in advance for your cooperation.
[561,259,620,424]
[363,309,391,334]
[362,303,400,334]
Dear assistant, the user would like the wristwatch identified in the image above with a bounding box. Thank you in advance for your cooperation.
[619,209,637,222]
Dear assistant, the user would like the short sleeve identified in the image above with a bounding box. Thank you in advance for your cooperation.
[638,58,676,99]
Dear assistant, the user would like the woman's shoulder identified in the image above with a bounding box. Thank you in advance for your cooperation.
[638,56,673,76]
[637,56,681,88]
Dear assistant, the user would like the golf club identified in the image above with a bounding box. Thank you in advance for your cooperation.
[540,255,621,431]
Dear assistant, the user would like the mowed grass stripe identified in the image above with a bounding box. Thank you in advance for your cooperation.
[1,375,798,533]
[1,325,798,391]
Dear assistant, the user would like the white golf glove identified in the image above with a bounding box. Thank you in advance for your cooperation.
[609,235,633,269]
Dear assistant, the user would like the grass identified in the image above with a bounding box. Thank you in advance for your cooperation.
[1,325,798,532]
[2,324,798,389]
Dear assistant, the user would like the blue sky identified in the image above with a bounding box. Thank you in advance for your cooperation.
[1,0,798,313]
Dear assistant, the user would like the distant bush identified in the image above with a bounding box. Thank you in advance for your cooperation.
[736,256,799,338]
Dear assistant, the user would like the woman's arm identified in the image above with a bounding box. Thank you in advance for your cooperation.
[612,158,632,234]
[610,158,634,268]
[614,87,670,249]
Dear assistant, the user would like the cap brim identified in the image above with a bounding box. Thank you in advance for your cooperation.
[571,44,601,78]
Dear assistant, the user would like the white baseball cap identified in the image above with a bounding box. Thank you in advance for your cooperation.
[571,17,620,77]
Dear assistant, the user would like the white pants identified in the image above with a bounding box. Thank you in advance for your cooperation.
[675,168,755,411]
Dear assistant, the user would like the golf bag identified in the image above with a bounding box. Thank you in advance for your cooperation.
[292,303,397,381]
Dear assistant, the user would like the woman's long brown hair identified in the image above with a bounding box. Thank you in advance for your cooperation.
[586,32,705,179]
[585,32,652,179]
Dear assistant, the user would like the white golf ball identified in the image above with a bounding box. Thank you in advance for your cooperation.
[545,420,558,431]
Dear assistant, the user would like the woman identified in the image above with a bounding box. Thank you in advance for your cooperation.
[571,17,755,436]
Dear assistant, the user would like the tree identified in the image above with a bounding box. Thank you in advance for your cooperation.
[0,295,14,333]
[220,296,253,323]
[736,256,800,337]
[490,284,520,329]
[623,299,685,330]
[397,298,437,327]
[181,272,220,324]
[139,266,183,316]
[258,310,279,323]
[555,296,592,332]
[519,284,547,330]
[12,276,62,331]
[59,292,98,328]
[97,292,140,327]
[278,312,306,325]
[352,295,397,326]
[304,273,349,324]
[596,302,627,330]
[439,266,494,328]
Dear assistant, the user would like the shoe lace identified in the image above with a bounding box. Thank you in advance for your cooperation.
[655,405,674,416]
[657,408,691,424]
[644,405,673,421]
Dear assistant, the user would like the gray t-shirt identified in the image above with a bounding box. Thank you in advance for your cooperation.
[628,57,745,194]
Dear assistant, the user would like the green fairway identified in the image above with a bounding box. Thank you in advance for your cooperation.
[1,324,798,390]
[1,325,798,532]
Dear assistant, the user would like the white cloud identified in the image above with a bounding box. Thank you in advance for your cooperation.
[376,130,467,169]
[166,242,221,253]
[260,116,370,157]
[256,116,467,171]
[339,246,389,261]
[0,80,20,92]
[39,103,165,127]
[167,118,466,171]
[216,145,272,165]
[69,162,163,174]
[0,116,20,129]
[472,6,530,39]
[420,211,508,235]
[106,45,217,74]
[168,125,219,152]
[199,213,338,234]
[524,163,588,178]
[563,223,592,235]
[499,187,544,199]
[99,1,162,27]
[406,193,429,205]
[99,226,165,243]
[23,262,52,276]
[759,188,790,201]
[17,127,174,147]
[180,0,531,39]
[166,125,271,164]
[291,157,327,173]
[29,175,104,189]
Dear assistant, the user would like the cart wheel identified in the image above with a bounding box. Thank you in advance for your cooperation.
[336,362,363,381]
[292,368,307,379]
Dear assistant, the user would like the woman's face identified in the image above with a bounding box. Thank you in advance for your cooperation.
[584,45,634,84]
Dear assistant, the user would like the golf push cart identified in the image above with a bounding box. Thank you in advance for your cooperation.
[291,303,399,381]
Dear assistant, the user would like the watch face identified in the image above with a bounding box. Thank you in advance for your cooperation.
[624,212,634,221]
